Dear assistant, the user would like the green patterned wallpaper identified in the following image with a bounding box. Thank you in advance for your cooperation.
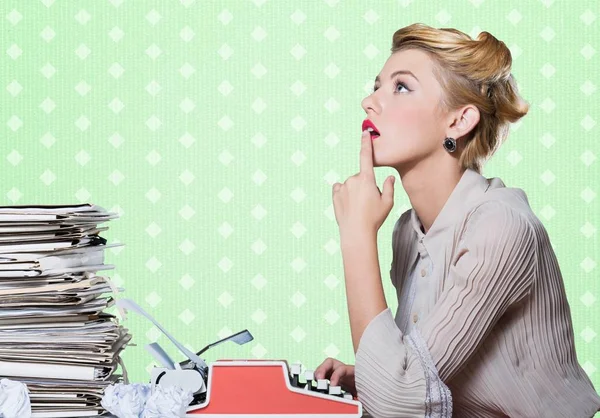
[2,0,598,403]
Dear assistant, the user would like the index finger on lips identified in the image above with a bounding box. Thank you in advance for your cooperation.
[359,129,374,179]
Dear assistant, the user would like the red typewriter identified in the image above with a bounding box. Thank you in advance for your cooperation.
[116,299,368,417]
[185,359,362,416]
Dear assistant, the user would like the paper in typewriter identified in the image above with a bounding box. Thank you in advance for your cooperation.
[0,204,131,417]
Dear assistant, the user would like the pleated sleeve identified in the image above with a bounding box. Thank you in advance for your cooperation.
[354,202,538,418]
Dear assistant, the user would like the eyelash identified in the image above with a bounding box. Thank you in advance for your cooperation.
[372,79,410,94]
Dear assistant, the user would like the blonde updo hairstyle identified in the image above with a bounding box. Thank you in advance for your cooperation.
[391,23,529,173]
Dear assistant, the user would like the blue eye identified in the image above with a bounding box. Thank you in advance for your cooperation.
[395,80,409,93]
[371,79,410,94]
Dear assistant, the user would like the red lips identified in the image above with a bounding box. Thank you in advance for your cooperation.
[362,119,380,139]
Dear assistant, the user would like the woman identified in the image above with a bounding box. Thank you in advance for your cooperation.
[315,23,600,417]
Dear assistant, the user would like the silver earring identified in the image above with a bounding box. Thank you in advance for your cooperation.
[443,137,457,153]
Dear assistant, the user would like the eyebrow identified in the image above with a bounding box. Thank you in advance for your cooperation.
[374,70,419,84]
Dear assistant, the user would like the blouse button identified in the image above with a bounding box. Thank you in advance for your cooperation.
[420,268,427,277]
[412,313,419,323]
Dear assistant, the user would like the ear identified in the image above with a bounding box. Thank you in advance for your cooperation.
[446,105,480,141]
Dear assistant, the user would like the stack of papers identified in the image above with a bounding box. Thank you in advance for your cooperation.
[0,204,131,417]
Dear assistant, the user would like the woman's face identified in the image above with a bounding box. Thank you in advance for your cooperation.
[361,48,449,171]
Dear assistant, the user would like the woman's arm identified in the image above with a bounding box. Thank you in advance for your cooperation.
[339,229,389,354]
[351,202,537,417]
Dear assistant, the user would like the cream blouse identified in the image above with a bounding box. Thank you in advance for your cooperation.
[354,168,600,417]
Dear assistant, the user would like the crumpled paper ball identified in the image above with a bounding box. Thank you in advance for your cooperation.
[101,383,151,418]
[142,385,194,418]
[0,378,31,418]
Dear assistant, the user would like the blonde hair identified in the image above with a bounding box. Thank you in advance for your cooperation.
[391,23,529,173]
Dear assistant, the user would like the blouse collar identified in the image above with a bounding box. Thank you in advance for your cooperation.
[410,168,504,258]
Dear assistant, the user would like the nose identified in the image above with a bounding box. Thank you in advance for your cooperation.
[361,91,380,115]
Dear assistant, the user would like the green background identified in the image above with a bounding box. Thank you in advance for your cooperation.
[2,0,598,407]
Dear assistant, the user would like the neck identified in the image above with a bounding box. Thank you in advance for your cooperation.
[395,160,465,234]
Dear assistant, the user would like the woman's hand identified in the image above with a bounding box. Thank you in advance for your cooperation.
[332,130,395,237]
[314,357,357,397]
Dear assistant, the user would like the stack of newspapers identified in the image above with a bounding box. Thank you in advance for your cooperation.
[0,204,130,417]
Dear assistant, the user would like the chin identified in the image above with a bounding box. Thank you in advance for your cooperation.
[371,158,385,168]
[376,155,417,172]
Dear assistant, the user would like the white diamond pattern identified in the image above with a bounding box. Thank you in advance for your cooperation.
[1,1,597,394]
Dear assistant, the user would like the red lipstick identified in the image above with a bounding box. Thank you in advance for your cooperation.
[362,119,380,139]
